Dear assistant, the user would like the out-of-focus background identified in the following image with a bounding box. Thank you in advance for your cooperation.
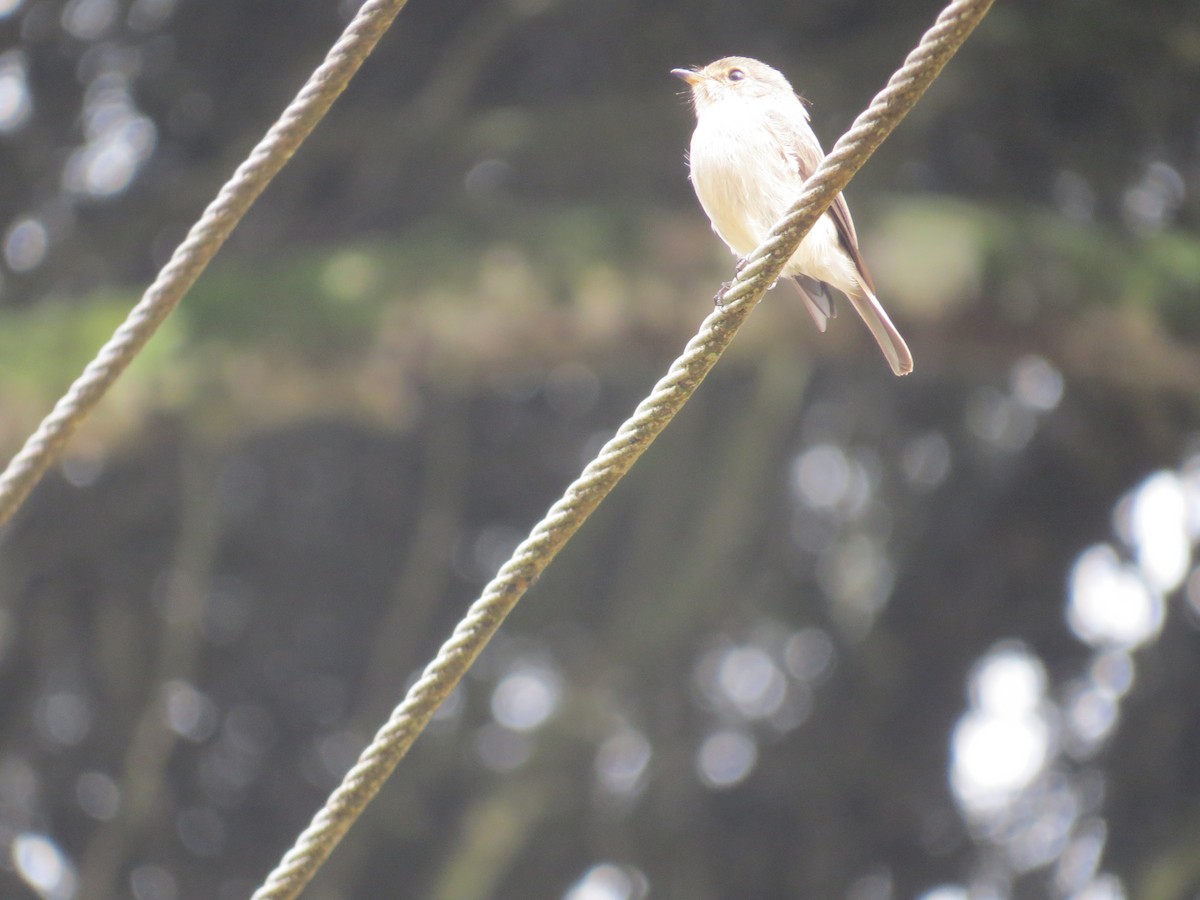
[0,0,1198,898]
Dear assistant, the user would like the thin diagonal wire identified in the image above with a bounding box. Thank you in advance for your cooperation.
[250,1,995,897]
[0,0,413,529]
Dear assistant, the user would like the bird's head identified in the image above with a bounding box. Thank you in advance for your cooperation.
[671,56,797,111]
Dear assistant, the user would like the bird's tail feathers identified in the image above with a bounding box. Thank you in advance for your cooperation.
[847,286,913,376]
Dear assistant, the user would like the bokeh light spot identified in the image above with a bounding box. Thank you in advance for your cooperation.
[563,863,648,900]
[36,691,92,746]
[783,627,835,683]
[76,771,120,821]
[1011,355,1064,412]
[901,431,952,489]
[970,645,1045,715]
[917,887,968,900]
[695,729,757,789]
[791,443,851,509]
[13,833,76,900]
[715,645,786,720]
[1126,471,1190,592]
[62,0,117,40]
[595,728,652,797]
[475,721,532,772]
[0,51,32,132]
[5,217,49,272]
[951,646,1051,814]
[491,662,562,732]
[1068,545,1164,649]
[966,387,1035,452]
[162,680,218,742]
[952,710,1050,813]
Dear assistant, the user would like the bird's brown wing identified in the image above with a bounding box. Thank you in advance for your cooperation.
[769,106,912,376]
[772,108,877,294]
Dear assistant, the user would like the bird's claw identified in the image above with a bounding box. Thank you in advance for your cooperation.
[714,281,732,307]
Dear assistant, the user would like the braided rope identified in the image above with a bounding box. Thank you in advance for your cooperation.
[0,0,413,528]
[249,1,995,897]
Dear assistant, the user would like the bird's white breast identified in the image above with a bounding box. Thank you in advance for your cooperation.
[689,99,793,257]
[688,97,858,292]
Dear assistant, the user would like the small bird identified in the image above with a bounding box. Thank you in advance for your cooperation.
[672,56,913,376]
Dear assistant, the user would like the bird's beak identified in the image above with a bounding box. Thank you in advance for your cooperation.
[671,68,701,86]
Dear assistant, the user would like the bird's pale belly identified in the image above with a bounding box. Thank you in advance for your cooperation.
[689,125,860,294]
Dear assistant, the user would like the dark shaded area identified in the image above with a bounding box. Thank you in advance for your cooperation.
[0,1,1198,899]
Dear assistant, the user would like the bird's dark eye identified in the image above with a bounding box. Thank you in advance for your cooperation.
[727,68,745,82]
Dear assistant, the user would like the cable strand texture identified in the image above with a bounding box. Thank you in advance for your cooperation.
[249,1,995,897]
[0,0,413,528]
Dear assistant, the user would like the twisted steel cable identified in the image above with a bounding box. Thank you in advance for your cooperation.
[250,0,996,897]
[0,0,413,529]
